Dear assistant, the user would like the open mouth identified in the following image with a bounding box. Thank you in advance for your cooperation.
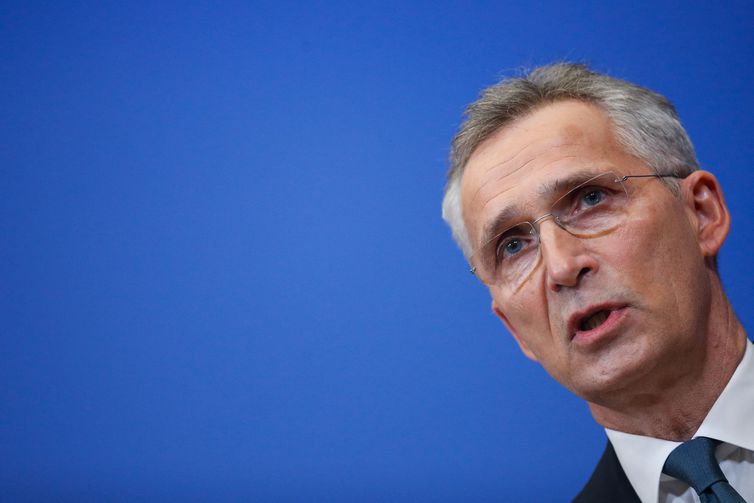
[569,305,628,346]
[578,309,611,331]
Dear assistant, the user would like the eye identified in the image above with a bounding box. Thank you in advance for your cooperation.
[582,188,605,206]
[501,237,524,256]
[493,227,536,264]
[564,184,616,217]
[551,173,627,231]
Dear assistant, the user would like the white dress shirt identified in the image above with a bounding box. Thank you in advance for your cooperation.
[605,340,754,503]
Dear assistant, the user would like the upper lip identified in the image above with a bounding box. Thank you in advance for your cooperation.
[567,303,626,338]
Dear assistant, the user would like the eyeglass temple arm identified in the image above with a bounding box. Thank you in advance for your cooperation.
[618,174,683,182]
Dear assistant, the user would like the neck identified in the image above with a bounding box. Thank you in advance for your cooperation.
[587,274,747,441]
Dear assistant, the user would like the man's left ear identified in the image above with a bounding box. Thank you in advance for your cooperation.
[682,170,731,257]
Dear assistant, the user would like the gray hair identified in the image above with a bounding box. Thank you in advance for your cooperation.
[442,63,699,258]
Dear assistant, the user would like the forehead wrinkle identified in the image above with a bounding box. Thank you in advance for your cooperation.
[477,136,585,178]
[471,150,583,221]
[469,138,587,203]
[467,141,538,204]
[468,155,536,206]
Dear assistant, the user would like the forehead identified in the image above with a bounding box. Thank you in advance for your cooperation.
[460,100,635,244]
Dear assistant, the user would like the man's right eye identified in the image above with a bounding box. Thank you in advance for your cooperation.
[495,234,531,263]
[503,238,523,255]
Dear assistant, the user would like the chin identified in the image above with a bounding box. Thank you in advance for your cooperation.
[565,351,656,404]
[570,375,634,404]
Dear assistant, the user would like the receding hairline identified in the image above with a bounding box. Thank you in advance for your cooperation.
[455,96,621,184]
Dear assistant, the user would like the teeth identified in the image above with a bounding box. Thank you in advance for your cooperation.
[580,310,609,331]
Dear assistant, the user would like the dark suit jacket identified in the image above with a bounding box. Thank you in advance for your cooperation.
[572,441,641,502]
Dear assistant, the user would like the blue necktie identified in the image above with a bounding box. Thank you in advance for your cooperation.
[662,437,746,502]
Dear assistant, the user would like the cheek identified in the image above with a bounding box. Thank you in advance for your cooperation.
[610,202,704,309]
[613,199,677,263]
[495,282,551,336]
[639,205,697,267]
[608,224,659,274]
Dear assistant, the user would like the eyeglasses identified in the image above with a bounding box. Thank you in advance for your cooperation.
[469,172,681,293]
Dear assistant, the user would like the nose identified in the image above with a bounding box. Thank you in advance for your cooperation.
[537,219,598,292]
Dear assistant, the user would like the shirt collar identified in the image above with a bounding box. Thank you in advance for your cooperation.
[605,340,754,503]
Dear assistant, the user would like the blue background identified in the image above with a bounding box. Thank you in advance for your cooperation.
[3,2,754,501]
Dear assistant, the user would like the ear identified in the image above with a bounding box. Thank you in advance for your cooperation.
[681,170,730,259]
[492,300,539,362]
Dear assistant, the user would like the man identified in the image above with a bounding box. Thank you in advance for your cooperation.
[441,63,754,502]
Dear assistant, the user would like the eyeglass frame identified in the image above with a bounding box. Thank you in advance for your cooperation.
[468,172,684,284]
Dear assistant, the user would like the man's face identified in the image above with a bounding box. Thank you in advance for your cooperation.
[459,100,713,403]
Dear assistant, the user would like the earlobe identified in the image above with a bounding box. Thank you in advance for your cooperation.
[492,301,539,362]
[683,171,730,258]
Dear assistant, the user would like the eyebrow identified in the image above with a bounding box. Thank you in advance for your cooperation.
[537,169,604,198]
[478,207,527,251]
[477,168,606,250]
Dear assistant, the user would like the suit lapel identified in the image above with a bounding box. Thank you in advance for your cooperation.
[572,441,642,503]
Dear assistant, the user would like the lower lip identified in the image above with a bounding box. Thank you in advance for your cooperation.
[571,308,628,347]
